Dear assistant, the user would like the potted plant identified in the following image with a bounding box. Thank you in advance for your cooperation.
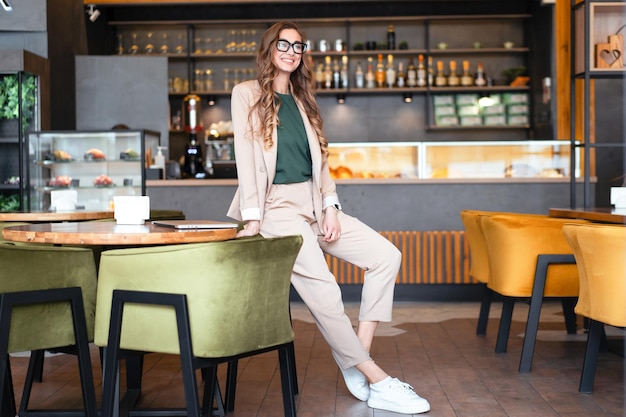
[0,72,37,136]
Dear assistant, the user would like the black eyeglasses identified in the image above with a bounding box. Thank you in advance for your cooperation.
[276,38,307,54]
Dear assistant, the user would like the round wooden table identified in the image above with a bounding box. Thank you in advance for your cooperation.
[0,210,114,222]
[2,221,237,245]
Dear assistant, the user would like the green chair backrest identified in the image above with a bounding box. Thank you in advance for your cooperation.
[94,235,303,358]
[0,243,98,352]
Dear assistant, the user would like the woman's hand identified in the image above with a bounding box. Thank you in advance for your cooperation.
[237,220,260,237]
[321,207,341,242]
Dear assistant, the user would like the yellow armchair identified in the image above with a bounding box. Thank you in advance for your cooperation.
[563,223,626,393]
[479,214,588,372]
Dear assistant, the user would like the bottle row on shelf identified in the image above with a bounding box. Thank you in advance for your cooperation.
[166,54,525,95]
[313,53,512,90]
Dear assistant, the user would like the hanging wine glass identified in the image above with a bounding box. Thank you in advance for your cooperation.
[249,30,257,52]
[159,33,169,54]
[144,32,155,54]
[223,68,231,90]
[175,33,185,54]
[116,33,125,55]
[204,37,213,54]
[129,32,139,54]
[238,30,247,52]
[193,37,202,55]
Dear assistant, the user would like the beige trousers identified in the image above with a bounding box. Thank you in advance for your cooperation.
[259,180,401,369]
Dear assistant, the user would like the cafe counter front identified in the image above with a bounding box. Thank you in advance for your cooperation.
[146,176,590,300]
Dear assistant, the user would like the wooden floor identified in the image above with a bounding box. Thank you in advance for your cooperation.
[8,301,625,417]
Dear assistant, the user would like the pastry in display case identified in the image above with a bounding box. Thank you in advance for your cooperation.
[328,140,578,180]
[28,130,160,211]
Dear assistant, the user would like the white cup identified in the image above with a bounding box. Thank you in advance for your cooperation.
[114,196,150,225]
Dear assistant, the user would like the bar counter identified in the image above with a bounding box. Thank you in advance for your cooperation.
[146,177,589,232]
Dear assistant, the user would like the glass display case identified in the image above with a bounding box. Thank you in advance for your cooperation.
[28,130,160,211]
[328,140,578,180]
[0,70,40,212]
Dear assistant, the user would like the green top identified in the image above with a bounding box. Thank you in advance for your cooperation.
[273,92,312,184]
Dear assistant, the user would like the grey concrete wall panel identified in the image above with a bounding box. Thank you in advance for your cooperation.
[75,55,168,141]
[0,0,46,31]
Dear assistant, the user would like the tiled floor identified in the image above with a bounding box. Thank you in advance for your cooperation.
[9,301,625,416]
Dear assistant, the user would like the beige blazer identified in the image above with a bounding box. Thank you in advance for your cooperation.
[227,80,340,226]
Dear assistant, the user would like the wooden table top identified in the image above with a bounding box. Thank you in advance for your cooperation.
[548,207,626,224]
[2,221,237,245]
[0,210,114,222]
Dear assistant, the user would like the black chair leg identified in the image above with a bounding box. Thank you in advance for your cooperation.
[476,284,493,336]
[278,344,297,417]
[579,320,605,393]
[519,254,576,373]
[1,358,17,417]
[561,297,578,334]
[495,297,515,353]
[102,290,203,417]
[18,349,45,413]
[201,366,225,417]
[224,360,238,413]
[0,287,97,417]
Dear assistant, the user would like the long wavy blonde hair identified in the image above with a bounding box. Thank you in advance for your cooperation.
[251,21,329,156]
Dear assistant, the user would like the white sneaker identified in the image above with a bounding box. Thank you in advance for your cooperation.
[338,366,369,401]
[367,377,430,414]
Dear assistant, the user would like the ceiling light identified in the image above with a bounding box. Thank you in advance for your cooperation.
[86,4,100,22]
[0,0,12,11]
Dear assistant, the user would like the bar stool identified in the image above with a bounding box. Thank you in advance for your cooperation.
[94,235,303,417]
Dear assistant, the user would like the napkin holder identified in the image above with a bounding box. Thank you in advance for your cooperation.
[50,189,78,211]
[114,196,150,225]
[610,187,626,208]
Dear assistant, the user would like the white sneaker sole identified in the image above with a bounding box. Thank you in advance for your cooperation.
[367,397,431,414]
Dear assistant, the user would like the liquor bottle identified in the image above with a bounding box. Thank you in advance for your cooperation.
[375,54,385,88]
[434,60,447,87]
[341,55,349,89]
[460,60,473,87]
[387,24,396,50]
[355,61,365,88]
[406,57,417,87]
[474,62,487,87]
[396,61,406,88]
[427,56,434,87]
[315,62,324,89]
[447,60,459,87]
[332,58,341,88]
[366,57,376,88]
[324,56,332,89]
[385,54,396,88]
[416,54,427,87]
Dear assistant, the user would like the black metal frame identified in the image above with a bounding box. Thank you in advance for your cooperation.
[0,287,97,417]
[492,254,578,365]
[100,289,297,417]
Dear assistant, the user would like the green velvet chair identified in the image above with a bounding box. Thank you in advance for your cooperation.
[94,234,303,417]
[0,243,98,417]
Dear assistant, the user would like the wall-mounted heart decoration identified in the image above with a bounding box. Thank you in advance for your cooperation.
[595,34,624,69]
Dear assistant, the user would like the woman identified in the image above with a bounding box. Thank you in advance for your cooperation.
[227,21,430,414]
